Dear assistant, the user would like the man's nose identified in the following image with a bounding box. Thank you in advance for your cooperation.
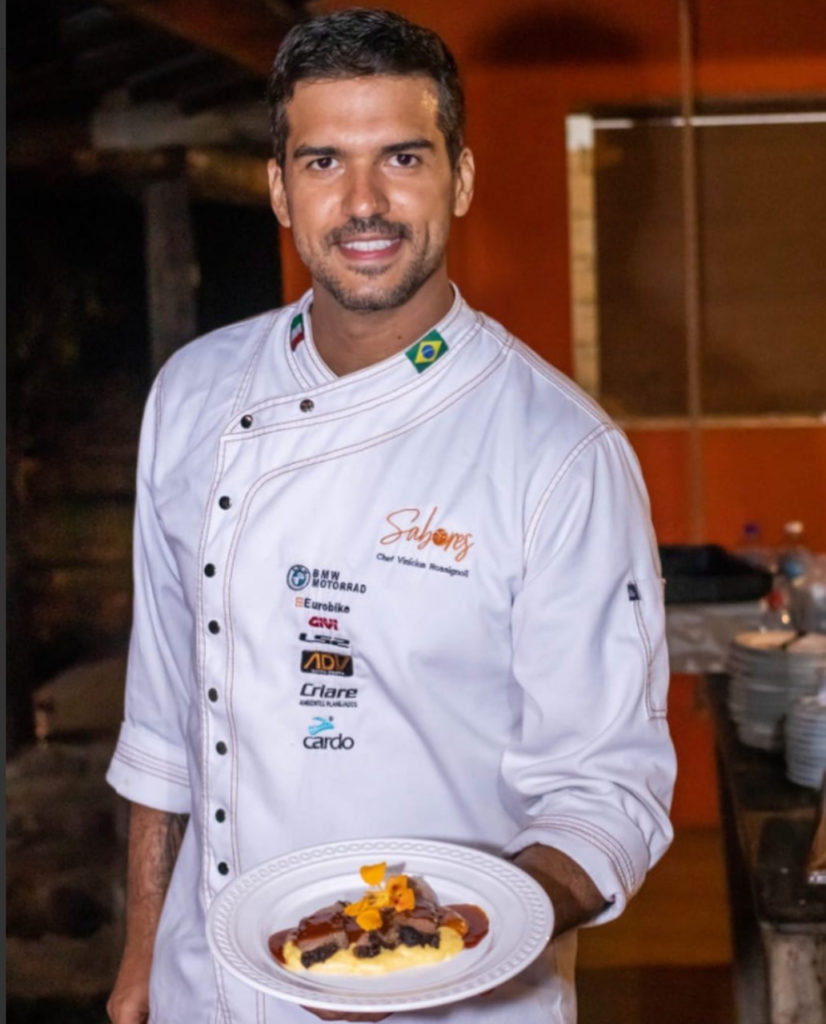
[342,167,390,219]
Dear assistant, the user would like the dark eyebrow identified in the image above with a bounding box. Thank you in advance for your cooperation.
[381,139,435,156]
[292,144,341,161]
[291,139,436,162]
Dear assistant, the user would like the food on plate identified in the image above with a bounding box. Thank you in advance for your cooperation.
[268,861,489,975]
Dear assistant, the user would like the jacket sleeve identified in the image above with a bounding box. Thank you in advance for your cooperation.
[106,370,193,813]
[501,426,676,923]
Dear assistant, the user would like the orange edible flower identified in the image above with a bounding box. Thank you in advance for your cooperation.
[360,862,387,887]
[393,887,415,912]
[355,907,383,931]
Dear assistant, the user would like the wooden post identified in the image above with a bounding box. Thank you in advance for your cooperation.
[143,171,198,373]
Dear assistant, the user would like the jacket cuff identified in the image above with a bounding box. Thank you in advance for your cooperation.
[503,810,652,925]
[106,720,192,814]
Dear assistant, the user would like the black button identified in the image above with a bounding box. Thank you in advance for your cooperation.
[299,398,314,413]
[208,620,220,634]
[217,862,229,875]
[215,808,226,823]
[204,563,216,577]
[240,414,253,429]
[218,495,231,509]
[216,741,227,755]
[208,688,218,702]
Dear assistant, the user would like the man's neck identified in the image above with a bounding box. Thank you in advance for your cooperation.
[309,275,454,377]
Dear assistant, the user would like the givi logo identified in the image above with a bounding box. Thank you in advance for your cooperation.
[308,616,338,630]
[301,650,353,677]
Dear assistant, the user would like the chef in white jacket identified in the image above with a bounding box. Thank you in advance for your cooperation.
[106,9,676,1024]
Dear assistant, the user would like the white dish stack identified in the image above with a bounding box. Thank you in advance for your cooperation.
[785,687,826,789]
[726,631,826,765]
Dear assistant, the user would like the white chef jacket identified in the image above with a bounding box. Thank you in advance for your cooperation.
[107,286,675,1024]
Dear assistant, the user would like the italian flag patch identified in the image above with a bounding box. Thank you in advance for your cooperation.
[289,313,305,351]
[405,330,448,373]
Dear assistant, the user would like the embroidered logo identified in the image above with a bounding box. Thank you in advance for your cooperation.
[290,313,305,352]
[308,715,335,736]
[287,564,311,590]
[301,650,354,677]
[405,330,447,373]
[379,507,474,563]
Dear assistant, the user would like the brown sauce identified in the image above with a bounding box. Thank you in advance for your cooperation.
[268,928,292,965]
[443,903,490,948]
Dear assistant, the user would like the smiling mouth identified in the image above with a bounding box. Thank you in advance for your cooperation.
[338,238,399,253]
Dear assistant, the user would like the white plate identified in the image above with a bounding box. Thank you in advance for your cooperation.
[207,837,553,1013]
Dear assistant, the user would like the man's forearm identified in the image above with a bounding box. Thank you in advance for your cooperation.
[107,803,188,1024]
[125,802,188,951]
[512,843,607,937]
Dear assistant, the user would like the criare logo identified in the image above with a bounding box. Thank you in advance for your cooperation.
[301,650,353,677]
[380,507,474,563]
[287,564,311,590]
[309,616,338,630]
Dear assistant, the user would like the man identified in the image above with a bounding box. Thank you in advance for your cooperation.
[107,9,676,1024]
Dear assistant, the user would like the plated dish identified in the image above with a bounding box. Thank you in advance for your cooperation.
[207,836,553,1013]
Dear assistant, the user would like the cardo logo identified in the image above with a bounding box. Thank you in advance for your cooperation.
[303,715,354,750]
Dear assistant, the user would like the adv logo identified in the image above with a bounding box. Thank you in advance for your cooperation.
[303,715,354,751]
[301,650,353,677]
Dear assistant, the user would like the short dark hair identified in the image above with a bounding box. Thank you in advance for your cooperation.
[267,8,465,168]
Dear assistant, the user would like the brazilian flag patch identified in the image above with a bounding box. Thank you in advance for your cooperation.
[405,330,448,373]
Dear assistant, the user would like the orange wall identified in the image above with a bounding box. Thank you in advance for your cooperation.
[281,0,826,551]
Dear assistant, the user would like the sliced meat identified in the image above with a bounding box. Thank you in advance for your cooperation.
[294,902,350,966]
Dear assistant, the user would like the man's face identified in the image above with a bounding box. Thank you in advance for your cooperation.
[268,74,474,313]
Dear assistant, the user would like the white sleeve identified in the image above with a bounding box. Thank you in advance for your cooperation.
[501,426,676,923]
[106,371,193,813]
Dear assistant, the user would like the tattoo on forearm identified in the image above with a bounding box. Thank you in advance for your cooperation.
[132,808,190,899]
[164,813,188,876]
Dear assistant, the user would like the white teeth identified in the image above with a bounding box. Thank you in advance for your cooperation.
[342,238,396,252]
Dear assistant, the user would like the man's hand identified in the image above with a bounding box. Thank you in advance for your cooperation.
[512,843,607,936]
[107,803,188,1023]
[107,949,151,1024]
[303,1009,391,1021]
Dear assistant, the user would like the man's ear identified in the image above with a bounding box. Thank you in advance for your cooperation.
[452,147,475,219]
[267,159,291,228]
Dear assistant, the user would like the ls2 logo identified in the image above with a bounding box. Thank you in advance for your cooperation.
[299,632,350,649]
[301,650,353,677]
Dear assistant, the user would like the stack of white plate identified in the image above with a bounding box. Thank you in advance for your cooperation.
[785,688,826,789]
[726,631,826,751]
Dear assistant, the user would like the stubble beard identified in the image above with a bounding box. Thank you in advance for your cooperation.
[302,222,446,313]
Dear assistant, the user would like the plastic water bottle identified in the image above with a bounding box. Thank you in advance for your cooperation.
[735,521,777,572]
[778,521,812,584]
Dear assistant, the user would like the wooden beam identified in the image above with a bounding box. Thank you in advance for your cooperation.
[101,0,296,76]
[143,174,198,371]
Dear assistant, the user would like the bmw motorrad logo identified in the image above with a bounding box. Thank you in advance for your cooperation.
[287,564,311,590]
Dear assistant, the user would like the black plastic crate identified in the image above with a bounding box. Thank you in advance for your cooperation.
[659,544,773,605]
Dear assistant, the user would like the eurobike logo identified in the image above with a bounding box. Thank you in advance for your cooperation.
[303,715,355,750]
[301,650,353,676]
